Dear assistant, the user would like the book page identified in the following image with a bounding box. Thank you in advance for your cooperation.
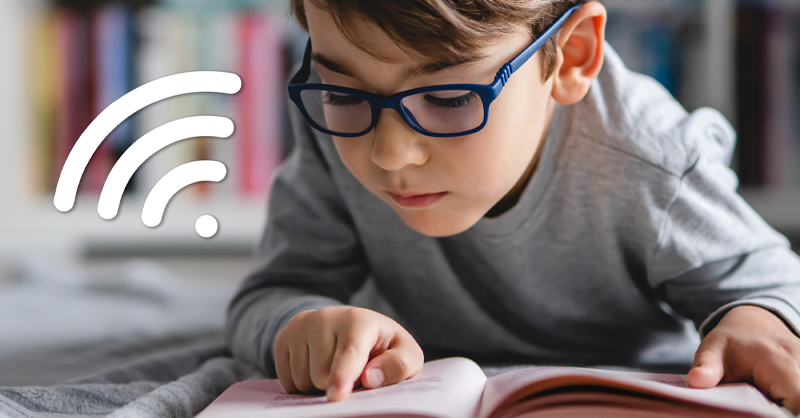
[197,357,487,418]
[479,367,784,418]
[497,391,753,418]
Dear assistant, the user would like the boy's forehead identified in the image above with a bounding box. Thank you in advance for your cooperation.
[305,0,496,82]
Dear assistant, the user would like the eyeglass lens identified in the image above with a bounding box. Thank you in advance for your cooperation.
[299,89,485,135]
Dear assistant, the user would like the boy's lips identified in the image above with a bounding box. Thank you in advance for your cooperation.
[388,191,448,208]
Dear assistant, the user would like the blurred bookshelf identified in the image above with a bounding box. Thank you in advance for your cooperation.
[1,0,800,262]
[602,0,800,249]
[0,0,306,261]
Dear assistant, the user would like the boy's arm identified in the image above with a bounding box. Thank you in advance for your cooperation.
[650,149,800,339]
[225,94,369,377]
[648,138,800,412]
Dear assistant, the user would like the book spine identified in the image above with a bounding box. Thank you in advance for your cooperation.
[763,6,796,187]
[29,10,57,195]
[236,12,255,197]
[250,12,284,198]
[794,12,800,186]
[640,23,681,98]
[84,6,111,195]
[735,5,770,187]
[235,11,285,199]
[98,3,135,186]
[604,9,688,102]
[134,7,173,199]
[207,12,239,198]
[135,9,194,200]
[54,8,82,194]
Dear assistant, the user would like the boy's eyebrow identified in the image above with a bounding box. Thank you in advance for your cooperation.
[311,52,487,81]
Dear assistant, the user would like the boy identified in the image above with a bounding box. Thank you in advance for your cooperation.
[226,0,800,412]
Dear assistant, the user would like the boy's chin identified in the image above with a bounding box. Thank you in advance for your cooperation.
[394,210,481,238]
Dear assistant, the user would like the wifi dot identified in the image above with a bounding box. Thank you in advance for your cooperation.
[195,215,218,238]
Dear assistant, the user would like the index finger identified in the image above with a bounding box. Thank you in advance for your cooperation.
[326,330,374,402]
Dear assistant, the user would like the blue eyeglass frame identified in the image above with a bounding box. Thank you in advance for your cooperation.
[287,4,581,138]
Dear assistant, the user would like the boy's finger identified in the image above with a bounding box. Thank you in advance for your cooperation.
[309,333,336,391]
[754,353,800,414]
[290,343,314,393]
[326,332,372,402]
[686,338,726,389]
[275,347,298,394]
[362,336,424,389]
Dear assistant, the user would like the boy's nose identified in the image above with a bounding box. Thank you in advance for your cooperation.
[371,109,428,171]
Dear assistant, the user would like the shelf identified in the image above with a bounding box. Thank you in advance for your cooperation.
[1,192,267,259]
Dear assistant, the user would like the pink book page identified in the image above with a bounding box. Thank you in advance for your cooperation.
[196,357,487,418]
[478,367,785,418]
[493,390,772,418]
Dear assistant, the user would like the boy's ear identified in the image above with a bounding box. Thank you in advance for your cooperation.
[550,1,607,105]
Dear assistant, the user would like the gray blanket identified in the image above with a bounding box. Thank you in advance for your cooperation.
[0,341,265,418]
[0,257,239,386]
[0,257,258,418]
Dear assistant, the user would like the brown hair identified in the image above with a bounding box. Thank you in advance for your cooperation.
[291,0,595,81]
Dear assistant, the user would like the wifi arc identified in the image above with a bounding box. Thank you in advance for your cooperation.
[97,116,233,221]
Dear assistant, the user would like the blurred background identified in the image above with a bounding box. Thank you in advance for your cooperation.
[0,0,799,386]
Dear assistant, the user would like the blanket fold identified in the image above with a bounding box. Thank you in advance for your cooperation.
[0,341,265,418]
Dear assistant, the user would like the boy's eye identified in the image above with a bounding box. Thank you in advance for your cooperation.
[323,92,365,107]
[423,91,478,109]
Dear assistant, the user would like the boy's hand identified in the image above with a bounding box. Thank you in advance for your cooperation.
[687,305,800,414]
[274,306,424,402]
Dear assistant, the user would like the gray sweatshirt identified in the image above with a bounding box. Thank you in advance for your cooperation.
[226,43,800,376]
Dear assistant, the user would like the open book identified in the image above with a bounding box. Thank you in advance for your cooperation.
[196,357,787,418]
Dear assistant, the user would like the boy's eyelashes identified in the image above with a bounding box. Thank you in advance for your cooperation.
[322,91,477,109]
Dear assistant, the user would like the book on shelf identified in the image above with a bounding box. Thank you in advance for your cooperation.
[605,5,696,104]
[84,2,135,194]
[605,1,800,192]
[28,10,58,194]
[235,11,284,198]
[736,4,800,188]
[195,357,785,418]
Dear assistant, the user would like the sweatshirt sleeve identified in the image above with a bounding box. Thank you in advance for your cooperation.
[225,93,370,377]
[649,138,800,339]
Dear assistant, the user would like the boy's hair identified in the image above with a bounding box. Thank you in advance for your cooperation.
[291,0,595,82]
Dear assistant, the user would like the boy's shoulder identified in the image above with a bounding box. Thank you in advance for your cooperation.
[571,43,736,178]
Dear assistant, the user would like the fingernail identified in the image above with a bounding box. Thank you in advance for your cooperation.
[326,384,339,401]
[367,368,385,388]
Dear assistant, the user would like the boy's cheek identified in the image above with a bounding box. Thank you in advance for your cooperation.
[331,136,375,185]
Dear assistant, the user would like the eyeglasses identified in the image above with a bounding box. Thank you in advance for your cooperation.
[287,4,581,138]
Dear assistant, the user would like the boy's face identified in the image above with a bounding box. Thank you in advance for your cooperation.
[306,1,557,237]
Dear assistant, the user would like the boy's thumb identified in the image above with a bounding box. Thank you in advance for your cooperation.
[361,338,423,389]
[686,340,725,389]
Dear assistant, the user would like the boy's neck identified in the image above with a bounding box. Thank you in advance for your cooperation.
[484,98,557,219]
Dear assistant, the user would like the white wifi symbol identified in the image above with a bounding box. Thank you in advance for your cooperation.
[53,71,242,238]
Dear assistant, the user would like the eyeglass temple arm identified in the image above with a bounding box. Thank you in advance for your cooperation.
[495,3,582,86]
[291,38,314,85]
